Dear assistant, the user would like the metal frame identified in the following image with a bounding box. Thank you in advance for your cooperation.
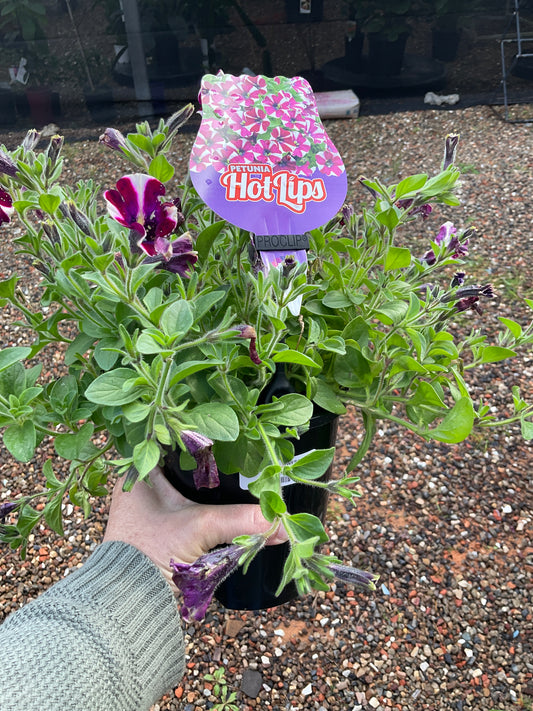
[500,0,533,122]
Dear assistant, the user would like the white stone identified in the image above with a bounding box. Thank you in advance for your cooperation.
[274,628,285,636]
[302,683,313,696]
[261,655,270,665]
[369,697,381,709]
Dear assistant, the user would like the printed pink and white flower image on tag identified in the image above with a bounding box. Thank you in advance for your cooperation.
[189,72,347,235]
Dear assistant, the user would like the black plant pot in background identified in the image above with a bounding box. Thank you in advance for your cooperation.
[163,407,339,610]
[432,27,462,62]
[367,32,409,77]
[0,86,17,127]
[84,85,116,125]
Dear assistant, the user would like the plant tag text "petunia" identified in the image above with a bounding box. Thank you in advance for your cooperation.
[219,164,326,214]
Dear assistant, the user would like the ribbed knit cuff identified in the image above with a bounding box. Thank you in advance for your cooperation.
[47,541,185,707]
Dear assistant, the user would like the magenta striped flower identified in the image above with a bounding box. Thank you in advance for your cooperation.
[0,187,14,224]
[104,174,178,241]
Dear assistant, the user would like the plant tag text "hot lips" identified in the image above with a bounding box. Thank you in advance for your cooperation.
[219,164,326,214]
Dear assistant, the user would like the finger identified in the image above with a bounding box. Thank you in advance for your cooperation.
[198,504,289,550]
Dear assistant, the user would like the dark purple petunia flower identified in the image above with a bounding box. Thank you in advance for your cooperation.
[235,324,262,365]
[0,149,17,178]
[442,133,459,170]
[422,221,470,265]
[328,562,379,591]
[170,537,263,621]
[451,271,466,287]
[142,233,198,277]
[396,199,433,220]
[0,187,14,224]
[104,173,178,242]
[99,127,128,152]
[0,501,17,522]
[181,430,219,489]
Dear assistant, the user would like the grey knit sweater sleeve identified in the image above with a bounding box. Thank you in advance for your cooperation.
[0,541,185,711]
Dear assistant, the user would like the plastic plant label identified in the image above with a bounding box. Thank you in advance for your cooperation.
[239,449,317,490]
[190,72,347,235]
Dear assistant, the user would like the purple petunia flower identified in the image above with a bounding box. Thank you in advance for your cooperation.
[99,127,128,152]
[396,199,433,220]
[141,233,198,277]
[170,537,264,621]
[0,187,14,224]
[181,430,219,489]
[422,221,470,265]
[0,149,17,178]
[0,501,17,522]
[328,562,379,591]
[235,324,262,365]
[442,133,459,170]
[104,173,179,242]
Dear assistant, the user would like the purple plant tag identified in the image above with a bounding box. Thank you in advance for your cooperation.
[189,72,348,234]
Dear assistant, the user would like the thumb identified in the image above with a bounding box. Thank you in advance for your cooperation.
[199,503,288,551]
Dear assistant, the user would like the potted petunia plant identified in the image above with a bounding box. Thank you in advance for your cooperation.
[1,72,533,622]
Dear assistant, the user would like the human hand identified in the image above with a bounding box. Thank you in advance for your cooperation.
[104,466,288,589]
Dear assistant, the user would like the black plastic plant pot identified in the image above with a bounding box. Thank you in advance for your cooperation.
[163,407,338,610]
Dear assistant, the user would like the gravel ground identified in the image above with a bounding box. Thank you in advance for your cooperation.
[0,104,532,711]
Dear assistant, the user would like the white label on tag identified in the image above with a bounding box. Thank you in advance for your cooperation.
[239,449,316,490]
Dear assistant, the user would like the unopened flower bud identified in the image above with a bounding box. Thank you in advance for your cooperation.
[22,129,41,152]
[0,149,18,177]
[42,220,60,244]
[46,134,64,164]
[442,133,459,170]
[99,127,128,152]
[60,201,93,236]
[165,103,195,135]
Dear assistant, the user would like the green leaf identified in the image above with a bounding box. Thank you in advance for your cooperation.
[186,402,240,441]
[122,402,151,423]
[480,346,516,363]
[160,299,193,337]
[333,345,372,388]
[385,246,411,271]
[375,300,408,324]
[322,291,352,309]
[50,375,78,414]
[16,504,42,538]
[311,379,346,415]
[429,397,475,443]
[3,420,36,462]
[44,496,64,536]
[0,347,32,373]
[38,193,61,214]
[272,350,320,368]
[395,173,428,199]
[149,154,175,182]
[259,490,286,521]
[54,423,94,460]
[260,393,313,427]
[133,439,160,478]
[196,221,226,261]
[376,206,401,230]
[520,416,533,440]
[498,317,522,338]
[94,338,120,369]
[0,274,19,305]
[290,447,335,480]
[284,512,328,544]
[85,368,146,405]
